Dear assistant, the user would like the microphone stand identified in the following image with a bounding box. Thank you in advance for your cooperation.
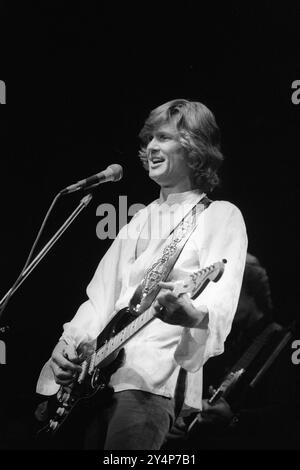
[0,193,93,321]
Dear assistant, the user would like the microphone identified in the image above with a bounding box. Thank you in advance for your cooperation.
[60,164,123,195]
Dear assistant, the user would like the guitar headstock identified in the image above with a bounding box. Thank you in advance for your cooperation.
[172,259,227,298]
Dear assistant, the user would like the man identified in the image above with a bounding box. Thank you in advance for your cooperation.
[36,99,247,450]
[166,254,300,449]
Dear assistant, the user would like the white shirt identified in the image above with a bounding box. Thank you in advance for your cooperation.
[37,190,248,410]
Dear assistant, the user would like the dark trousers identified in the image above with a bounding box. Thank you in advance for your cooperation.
[84,389,175,450]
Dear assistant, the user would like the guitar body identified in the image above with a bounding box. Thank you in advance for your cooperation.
[36,307,131,439]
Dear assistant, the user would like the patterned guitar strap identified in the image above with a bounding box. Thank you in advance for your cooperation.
[129,195,211,316]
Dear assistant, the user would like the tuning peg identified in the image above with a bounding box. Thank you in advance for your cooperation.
[60,392,70,405]
[56,407,66,417]
[49,419,58,431]
[57,388,63,402]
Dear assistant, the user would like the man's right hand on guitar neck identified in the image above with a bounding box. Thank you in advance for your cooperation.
[49,339,82,385]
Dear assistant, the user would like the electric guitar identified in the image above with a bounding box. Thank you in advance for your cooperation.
[187,320,285,433]
[36,259,227,437]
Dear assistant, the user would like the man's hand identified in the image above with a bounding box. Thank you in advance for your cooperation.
[199,386,234,425]
[201,398,234,424]
[188,387,234,437]
[49,339,82,385]
[153,281,208,328]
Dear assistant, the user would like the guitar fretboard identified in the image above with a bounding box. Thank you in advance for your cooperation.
[94,307,154,367]
[92,260,225,370]
[232,322,282,372]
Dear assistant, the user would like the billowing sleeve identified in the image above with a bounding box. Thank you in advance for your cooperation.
[36,234,125,395]
[60,205,151,348]
[60,226,129,349]
[36,206,150,394]
[174,201,248,372]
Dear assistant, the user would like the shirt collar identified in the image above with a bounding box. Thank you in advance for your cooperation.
[157,189,206,206]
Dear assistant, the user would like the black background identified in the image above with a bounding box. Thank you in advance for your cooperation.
[0,2,299,410]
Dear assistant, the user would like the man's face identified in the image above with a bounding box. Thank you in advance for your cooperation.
[146,122,191,188]
[234,287,258,328]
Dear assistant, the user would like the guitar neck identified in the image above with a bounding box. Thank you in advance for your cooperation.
[231,322,282,372]
[209,322,283,404]
[94,307,154,368]
[93,259,226,370]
